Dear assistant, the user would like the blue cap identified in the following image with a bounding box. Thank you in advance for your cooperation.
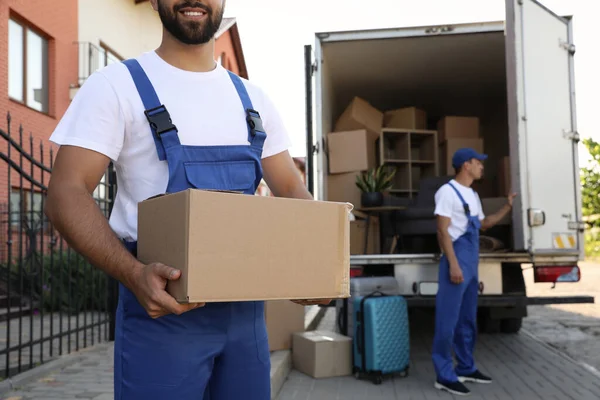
[452,148,488,168]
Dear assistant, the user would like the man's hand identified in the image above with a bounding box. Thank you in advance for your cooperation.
[291,299,332,306]
[129,263,205,319]
[481,192,518,231]
[449,262,464,284]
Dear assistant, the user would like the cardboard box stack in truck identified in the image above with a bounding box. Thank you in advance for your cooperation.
[305,0,595,336]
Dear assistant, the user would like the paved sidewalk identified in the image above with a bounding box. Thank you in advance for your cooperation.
[0,343,113,400]
[277,308,600,400]
[2,301,600,400]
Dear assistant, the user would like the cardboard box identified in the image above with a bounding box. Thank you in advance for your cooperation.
[438,116,480,143]
[350,218,380,255]
[334,97,383,134]
[498,156,511,196]
[327,172,362,209]
[292,330,352,378]
[384,107,427,130]
[481,198,511,225]
[327,129,378,174]
[265,300,305,351]
[439,138,484,175]
[137,189,352,303]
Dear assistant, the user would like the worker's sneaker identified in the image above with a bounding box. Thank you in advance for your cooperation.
[434,380,471,396]
[458,370,492,384]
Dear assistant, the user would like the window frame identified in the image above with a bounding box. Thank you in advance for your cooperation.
[8,16,50,114]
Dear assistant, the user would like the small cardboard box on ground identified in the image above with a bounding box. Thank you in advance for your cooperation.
[439,138,485,175]
[327,172,362,210]
[384,107,427,130]
[137,189,352,303]
[327,129,378,174]
[265,300,305,352]
[334,96,383,134]
[292,331,353,379]
[437,116,480,143]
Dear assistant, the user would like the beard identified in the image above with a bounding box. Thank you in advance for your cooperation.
[157,1,224,45]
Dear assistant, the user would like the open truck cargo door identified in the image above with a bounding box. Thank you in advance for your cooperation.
[505,0,583,257]
[304,44,316,196]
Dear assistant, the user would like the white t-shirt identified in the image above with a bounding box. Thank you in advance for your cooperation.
[433,180,485,241]
[50,51,292,241]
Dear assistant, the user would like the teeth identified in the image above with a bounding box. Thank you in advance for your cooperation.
[184,11,204,16]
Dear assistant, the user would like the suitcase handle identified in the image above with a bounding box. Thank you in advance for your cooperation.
[356,320,364,354]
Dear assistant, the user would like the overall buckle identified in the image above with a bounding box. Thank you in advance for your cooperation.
[144,105,178,135]
[246,108,265,137]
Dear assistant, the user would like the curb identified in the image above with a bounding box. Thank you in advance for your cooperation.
[269,305,327,400]
[0,342,113,396]
[269,350,292,400]
[521,328,600,379]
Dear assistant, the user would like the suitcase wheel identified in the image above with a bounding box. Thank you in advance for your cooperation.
[372,375,383,385]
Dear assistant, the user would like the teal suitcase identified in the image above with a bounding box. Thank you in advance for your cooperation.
[353,292,410,384]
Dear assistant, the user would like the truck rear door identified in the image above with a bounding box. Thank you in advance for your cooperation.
[505,0,583,257]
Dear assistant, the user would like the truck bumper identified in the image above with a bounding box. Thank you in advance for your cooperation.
[403,294,595,307]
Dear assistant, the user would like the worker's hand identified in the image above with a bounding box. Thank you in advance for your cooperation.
[130,262,205,319]
[449,263,464,285]
[291,299,332,306]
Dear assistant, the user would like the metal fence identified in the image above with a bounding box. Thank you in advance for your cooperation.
[0,112,116,378]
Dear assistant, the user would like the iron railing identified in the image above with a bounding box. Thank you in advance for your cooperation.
[0,112,117,378]
[76,42,121,86]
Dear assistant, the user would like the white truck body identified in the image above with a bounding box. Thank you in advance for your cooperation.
[305,0,593,331]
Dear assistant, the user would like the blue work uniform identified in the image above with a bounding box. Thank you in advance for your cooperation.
[432,183,481,384]
[113,59,270,400]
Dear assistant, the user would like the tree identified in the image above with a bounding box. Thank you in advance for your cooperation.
[581,138,600,227]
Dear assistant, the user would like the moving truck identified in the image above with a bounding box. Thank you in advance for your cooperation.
[304,0,594,333]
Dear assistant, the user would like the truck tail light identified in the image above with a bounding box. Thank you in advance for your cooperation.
[350,267,363,278]
[534,265,580,283]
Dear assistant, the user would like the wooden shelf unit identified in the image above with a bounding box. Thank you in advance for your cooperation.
[378,128,439,198]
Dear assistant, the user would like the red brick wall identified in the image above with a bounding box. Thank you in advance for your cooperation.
[215,30,240,76]
[0,1,78,262]
[0,0,78,182]
[0,0,78,135]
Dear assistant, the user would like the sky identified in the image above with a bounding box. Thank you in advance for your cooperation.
[223,0,599,165]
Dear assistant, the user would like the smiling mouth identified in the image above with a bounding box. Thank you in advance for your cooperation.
[179,8,208,19]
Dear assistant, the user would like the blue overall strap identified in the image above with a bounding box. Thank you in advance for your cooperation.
[227,71,267,149]
[122,59,181,161]
[447,183,471,217]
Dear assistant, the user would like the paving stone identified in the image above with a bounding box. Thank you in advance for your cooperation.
[1,301,600,400]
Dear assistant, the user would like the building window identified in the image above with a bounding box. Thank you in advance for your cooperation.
[8,18,49,113]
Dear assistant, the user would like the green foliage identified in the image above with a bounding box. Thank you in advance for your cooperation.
[355,166,396,193]
[581,138,600,225]
[0,250,108,314]
[581,138,600,258]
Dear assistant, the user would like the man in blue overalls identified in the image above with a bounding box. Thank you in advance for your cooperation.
[44,1,330,399]
[431,148,516,396]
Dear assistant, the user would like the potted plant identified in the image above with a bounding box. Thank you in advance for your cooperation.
[355,166,396,208]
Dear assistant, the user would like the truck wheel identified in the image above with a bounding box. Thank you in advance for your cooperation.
[500,318,522,334]
[478,310,501,334]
